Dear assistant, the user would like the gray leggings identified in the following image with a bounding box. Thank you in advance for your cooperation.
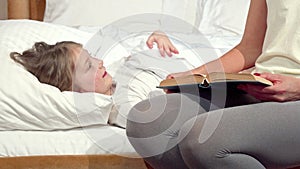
[126,93,300,169]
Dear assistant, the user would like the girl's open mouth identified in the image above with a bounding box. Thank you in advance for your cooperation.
[102,71,107,78]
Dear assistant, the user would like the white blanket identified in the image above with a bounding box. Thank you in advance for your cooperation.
[87,24,241,128]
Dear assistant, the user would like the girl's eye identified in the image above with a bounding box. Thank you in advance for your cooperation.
[88,61,92,69]
[88,51,94,57]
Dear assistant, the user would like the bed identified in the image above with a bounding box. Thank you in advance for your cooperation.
[1,0,252,168]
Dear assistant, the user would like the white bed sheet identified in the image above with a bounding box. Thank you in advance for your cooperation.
[0,125,138,157]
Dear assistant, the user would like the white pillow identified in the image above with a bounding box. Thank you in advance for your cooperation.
[196,0,250,36]
[43,0,198,27]
[0,20,114,130]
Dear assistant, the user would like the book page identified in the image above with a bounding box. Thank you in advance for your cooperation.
[158,74,206,87]
[206,72,272,86]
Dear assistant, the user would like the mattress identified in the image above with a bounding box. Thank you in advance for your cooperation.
[0,125,137,157]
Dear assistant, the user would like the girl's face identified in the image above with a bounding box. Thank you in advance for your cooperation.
[72,47,113,95]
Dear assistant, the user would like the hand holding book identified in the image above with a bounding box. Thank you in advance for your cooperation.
[236,72,300,102]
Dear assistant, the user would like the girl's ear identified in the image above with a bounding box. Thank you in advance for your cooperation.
[79,88,86,93]
[72,83,82,93]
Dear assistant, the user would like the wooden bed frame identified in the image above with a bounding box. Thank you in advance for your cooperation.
[8,0,45,21]
[6,1,151,169]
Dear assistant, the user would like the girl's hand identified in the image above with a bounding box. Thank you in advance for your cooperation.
[237,73,300,102]
[146,31,179,57]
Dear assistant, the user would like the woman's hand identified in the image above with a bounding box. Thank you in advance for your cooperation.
[163,71,193,94]
[146,31,179,57]
[166,71,193,79]
[237,73,300,102]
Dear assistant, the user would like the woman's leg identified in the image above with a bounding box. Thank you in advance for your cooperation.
[126,93,209,169]
[179,101,300,169]
[126,91,260,169]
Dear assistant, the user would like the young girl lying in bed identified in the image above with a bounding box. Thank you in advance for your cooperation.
[10,41,115,95]
[10,41,163,128]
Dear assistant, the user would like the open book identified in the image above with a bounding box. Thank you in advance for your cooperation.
[157,72,273,91]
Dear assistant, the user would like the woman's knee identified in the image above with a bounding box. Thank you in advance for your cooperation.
[126,93,207,160]
[127,93,181,137]
[126,93,204,137]
[178,114,213,167]
[126,93,196,159]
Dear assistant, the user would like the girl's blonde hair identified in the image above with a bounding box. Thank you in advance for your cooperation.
[10,41,82,91]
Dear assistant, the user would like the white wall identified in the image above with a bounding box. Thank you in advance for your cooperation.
[0,0,7,20]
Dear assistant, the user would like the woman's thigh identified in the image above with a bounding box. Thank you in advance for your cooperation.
[179,101,300,169]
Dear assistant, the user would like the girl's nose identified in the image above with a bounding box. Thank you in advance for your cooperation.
[98,60,103,69]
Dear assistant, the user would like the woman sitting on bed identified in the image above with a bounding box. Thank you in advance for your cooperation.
[126,0,300,169]
[10,41,115,95]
